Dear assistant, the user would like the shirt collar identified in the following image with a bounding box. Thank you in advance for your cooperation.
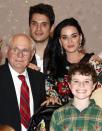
[8,63,28,77]
[35,54,42,60]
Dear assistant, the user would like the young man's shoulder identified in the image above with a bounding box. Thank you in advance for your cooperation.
[27,67,45,76]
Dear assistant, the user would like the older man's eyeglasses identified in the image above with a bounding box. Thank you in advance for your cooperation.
[9,46,31,56]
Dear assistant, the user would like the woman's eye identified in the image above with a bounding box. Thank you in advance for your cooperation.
[72,34,78,38]
[61,36,67,40]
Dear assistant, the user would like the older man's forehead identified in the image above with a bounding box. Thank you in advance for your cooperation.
[11,36,30,46]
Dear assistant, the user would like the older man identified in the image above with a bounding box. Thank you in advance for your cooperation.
[0,34,46,131]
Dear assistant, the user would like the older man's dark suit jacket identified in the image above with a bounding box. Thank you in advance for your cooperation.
[0,63,46,131]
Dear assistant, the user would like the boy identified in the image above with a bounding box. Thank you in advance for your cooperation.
[50,63,102,131]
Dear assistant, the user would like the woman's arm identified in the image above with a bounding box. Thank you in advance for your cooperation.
[89,55,102,88]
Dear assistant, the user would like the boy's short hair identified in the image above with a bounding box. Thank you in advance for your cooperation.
[68,63,97,84]
[29,3,55,26]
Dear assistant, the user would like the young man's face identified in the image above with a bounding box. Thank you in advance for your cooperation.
[29,13,52,43]
[69,72,96,100]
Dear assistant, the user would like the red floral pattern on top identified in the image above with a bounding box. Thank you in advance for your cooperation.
[57,75,71,96]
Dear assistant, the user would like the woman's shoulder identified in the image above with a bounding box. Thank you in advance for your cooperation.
[89,53,102,63]
[89,54,102,68]
[89,54,102,88]
[80,53,94,63]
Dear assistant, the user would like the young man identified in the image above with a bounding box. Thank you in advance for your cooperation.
[50,63,102,131]
[29,3,55,73]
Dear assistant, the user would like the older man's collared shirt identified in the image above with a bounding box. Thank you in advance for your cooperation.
[50,99,102,131]
[9,64,34,131]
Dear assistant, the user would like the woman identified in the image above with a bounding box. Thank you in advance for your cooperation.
[46,17,102,105]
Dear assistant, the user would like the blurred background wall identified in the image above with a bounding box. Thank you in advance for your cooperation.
[0,0,102,55]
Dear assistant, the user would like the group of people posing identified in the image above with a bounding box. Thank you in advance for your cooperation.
[0,3,102,131]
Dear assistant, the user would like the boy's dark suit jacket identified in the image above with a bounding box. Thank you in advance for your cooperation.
[0,62,46,131]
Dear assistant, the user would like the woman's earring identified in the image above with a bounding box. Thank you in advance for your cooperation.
[59,39,64,55]
[61,46,63,55]
[78,43,82,51]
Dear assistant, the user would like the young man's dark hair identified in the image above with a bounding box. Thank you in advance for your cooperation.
[29,3,55,27]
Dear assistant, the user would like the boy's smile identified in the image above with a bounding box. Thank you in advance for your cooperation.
[69,72,96,100]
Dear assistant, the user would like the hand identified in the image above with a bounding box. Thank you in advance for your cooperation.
[28,63,41,71]
[41,96,62,106]
[40,128,46,131]
[90,55,102,62]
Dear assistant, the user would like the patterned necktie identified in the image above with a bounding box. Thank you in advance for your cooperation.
[18,75,31,128]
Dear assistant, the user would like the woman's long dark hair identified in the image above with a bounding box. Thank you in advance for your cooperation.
[48,18,85,78]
